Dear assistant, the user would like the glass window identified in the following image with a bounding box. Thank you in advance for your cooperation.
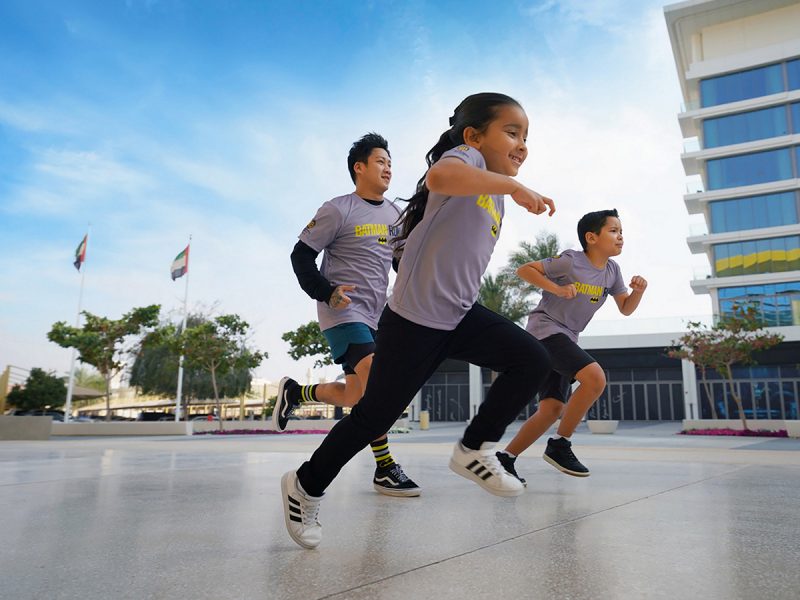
[701,63,783,107]
[719,280,800,325]
[714,236,799,277]
[789,59,800,91]
[703,106,788,148]
[706,148,793,190]
[792,103,800,132]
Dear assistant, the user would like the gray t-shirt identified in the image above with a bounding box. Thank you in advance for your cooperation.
[299,193,401,331]
[389,145,504,330]
[526,249,627,342]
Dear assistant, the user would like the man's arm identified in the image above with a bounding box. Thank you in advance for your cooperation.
[290,240,336,303]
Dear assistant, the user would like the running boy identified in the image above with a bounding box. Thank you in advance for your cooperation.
[275,132,420,498]
[281,92,555,549]
[496,209,647,483]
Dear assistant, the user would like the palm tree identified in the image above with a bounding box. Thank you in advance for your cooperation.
[479,233,561,325]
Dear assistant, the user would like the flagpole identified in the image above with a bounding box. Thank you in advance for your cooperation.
[65,224,90,423]
[175,235,191,422]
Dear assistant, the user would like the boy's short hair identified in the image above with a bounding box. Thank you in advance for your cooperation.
[577,209,619,251]
[347,132,390,183]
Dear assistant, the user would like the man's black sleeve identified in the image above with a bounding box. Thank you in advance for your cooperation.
[290,240,336,304]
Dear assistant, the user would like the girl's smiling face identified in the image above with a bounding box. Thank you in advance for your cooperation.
[466,104,529,176]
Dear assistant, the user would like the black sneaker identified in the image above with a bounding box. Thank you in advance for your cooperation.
[543,437,590,477]
[272,377,301,431]
[496,451,527,487]
[373,463,421,497]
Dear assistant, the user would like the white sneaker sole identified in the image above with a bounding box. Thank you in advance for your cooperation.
[281,471,320,549]
[372,482,421,497]
[448,459,524,497]
[543,454,591,477]
[272,377,291,432]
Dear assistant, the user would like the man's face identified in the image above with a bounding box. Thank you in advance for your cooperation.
[355,148,392,195]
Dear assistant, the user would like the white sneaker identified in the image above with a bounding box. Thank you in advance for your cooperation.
[449,442,525,497]
[281,471,323,549]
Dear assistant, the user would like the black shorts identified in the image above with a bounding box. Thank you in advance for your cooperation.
[339,342,376,375]
[538,333,596,403]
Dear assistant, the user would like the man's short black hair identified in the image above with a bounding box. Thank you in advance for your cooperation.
[577,209,619,251]
[347,132,389,183]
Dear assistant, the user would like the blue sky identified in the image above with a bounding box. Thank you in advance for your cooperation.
[0,0,711,385]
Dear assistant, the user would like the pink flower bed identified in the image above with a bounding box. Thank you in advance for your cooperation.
[194,429,331,436]
[680,428,788,437]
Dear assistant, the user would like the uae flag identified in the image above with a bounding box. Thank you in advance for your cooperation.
[73,235,88,271]
[171,245,189,280]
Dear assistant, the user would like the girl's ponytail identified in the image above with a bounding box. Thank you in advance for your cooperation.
[394,129,452,246]
[393,92,521,247]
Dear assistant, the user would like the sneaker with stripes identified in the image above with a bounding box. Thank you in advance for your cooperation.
[281,471,323,549]
[448,442,525,497]
[373,463,421,497]
[273,377,301,432]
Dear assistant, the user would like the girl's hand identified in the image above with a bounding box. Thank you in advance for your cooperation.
[329,285,355,309]
[511,184,555,216]
[629,276,648,293]
[556,284,577,299]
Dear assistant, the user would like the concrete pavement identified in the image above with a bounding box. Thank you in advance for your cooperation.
[1,421,798,599]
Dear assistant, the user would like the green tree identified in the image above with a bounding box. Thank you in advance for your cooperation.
[6,368,67,413]
[479,233,561,325]
[173,314,266,430]
[48,305,161,420]
[132,314,257,420]
[498,233,561,301]
[477,273,530,324]
[73,367,106,392]
[669,323,721,419]
[669,305,783,430]
[282,321,333,368]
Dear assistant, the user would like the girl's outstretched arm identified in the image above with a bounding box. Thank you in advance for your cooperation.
[426,157,555,215]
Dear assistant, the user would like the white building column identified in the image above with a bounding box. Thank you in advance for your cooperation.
[410,389,422,421]
[681,358,699,420]
[468,363,482,421]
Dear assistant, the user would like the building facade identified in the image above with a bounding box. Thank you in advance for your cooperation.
[665,0,800,323]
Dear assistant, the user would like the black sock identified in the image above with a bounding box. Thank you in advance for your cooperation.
[299,384,318,403]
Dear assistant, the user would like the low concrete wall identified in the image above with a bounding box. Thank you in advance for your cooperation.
[682,419,788,432]
[51,419,339,436]
[786,421,800,438]
[191,419,337,434]
[0,416,53,440]
[52,421,190,436]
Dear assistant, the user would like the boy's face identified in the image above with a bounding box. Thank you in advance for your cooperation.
[354,147,392,195]
[587,217,623,257]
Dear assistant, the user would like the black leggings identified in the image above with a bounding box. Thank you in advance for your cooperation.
[296,304,551,496]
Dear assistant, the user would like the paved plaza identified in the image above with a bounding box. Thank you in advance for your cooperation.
[1,421,799,599]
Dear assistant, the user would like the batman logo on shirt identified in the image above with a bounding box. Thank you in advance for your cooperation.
[490,224,498,237]
[377,236,388,245]
[590,296,600,303]
[306,219,316,229]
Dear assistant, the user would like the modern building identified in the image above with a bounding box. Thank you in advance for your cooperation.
[665,0,800,324]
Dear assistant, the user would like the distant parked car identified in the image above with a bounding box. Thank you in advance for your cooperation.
[17,410,65,421]
[190,415,219,421]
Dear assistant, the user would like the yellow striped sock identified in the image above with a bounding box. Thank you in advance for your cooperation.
[370,437,394,468]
